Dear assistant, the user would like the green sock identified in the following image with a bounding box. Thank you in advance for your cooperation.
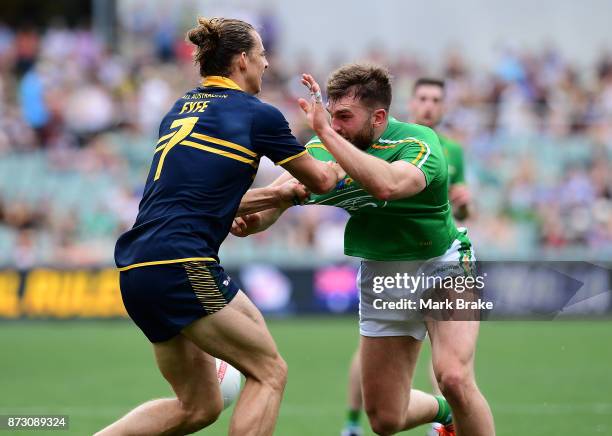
[346,409,361,426]
[433,396,453,425]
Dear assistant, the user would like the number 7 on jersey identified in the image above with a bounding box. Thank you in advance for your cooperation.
[154,116,199,181]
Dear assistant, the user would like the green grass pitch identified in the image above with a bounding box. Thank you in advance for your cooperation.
[0,318,611,435]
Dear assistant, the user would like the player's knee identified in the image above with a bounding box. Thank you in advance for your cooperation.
[266,355,288,392]
[437,367,473,406]
[180,399,223,432]
[365,399,403,435]
[366,407,403,435]
[247,354,287,393]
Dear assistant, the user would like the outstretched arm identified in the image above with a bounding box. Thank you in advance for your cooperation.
[231,206,289,237]
[236,179,308,217]
[281,152,345,194]
[233,171,302,234]
[237,152,345,217]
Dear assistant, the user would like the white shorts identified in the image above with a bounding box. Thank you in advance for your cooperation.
[359,230,475,340]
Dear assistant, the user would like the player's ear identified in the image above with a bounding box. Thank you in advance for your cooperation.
[237,52,248,71]
[372,108,387,128]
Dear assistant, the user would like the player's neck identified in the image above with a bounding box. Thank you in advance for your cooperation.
[226,73,257,95]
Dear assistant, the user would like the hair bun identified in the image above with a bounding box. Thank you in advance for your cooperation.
[187,17,221,50]
[186,17,255,77]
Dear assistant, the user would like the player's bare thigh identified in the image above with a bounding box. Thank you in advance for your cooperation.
[360,335,422,420]
[154,334,223,411]
[424,279,481,375]
[426,319,479,381]
[180,290,285,384]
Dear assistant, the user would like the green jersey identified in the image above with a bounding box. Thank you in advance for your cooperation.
[438,134,465,186]
[306,117,460,261]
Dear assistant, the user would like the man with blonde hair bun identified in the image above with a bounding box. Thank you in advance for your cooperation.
[97,17,343,436]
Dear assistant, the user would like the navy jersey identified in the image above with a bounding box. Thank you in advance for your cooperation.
[115,76,306,270]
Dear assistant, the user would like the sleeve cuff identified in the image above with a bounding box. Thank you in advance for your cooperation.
[275,149,308,166]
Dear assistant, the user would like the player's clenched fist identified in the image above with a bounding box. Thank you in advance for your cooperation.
[278,179,309,207]
[231,214,262,237]
[327,161,347,183]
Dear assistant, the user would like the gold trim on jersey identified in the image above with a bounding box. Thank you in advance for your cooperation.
[202,76,243,91]
[180,140,258,168]
[411,142,426,163]
[118,257,217,272]
[191,133,257,157]
[371,137,431,168]
[371,143,397,149]
[372,138,427,149]
[155,132,177,152]
[154,133,259,168]
[306,143,328,151]
[157,132,175,144]
[275,149,308,166]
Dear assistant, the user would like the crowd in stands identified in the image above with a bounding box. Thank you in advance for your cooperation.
[0,16,610,267]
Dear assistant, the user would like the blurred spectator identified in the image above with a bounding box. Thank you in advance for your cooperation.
[13,25,39,75]
[18,65,50,135]
[0,14,610,267]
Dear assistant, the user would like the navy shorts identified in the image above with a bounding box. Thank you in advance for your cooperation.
[119,260,240,343]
